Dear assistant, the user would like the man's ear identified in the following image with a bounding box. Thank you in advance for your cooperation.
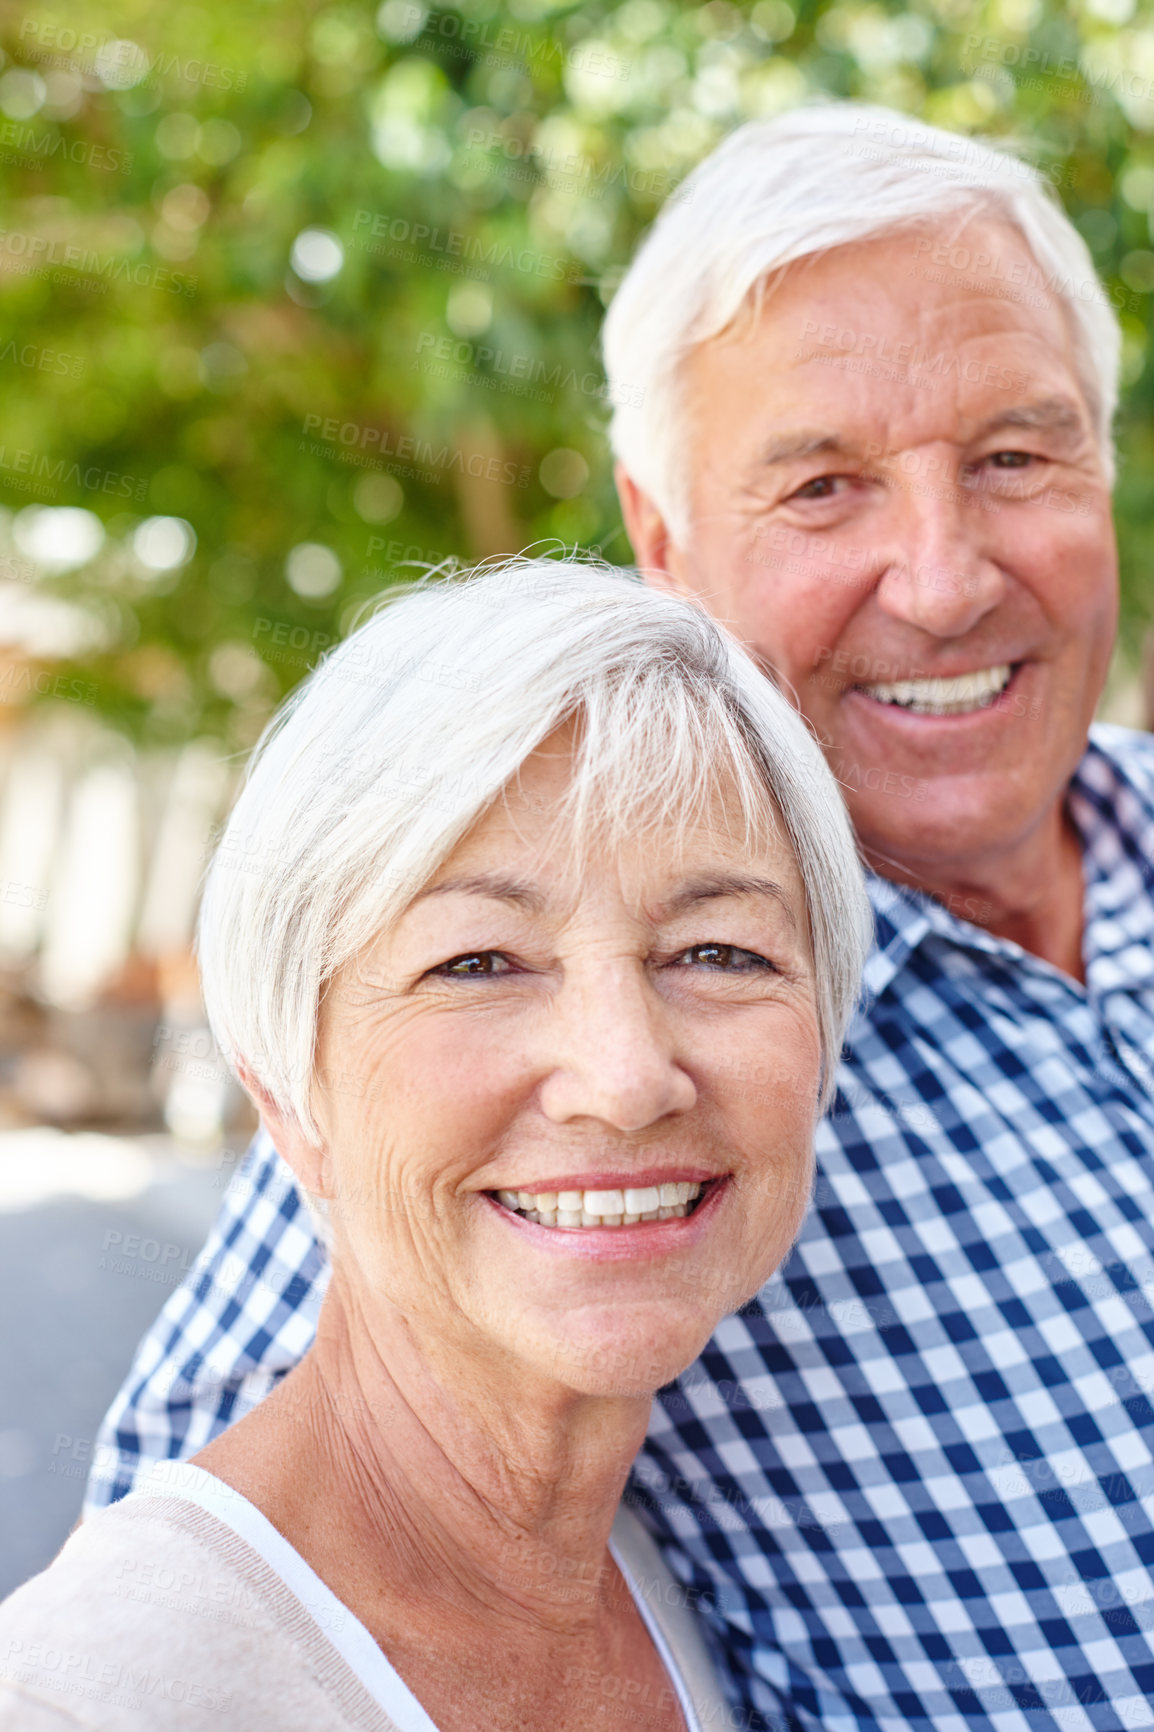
[615,463,691,596]
[236,1061,328,1197]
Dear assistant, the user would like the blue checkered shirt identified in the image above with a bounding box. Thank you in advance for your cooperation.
[88,724,1154,1731]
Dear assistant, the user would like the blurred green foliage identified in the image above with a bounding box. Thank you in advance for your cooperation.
[0,0,1152,745]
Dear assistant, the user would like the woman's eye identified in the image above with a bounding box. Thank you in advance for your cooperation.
[433,952,511,977]
[674,943,776,972]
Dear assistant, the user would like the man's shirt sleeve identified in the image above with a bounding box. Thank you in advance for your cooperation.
[83,1129,329,1513]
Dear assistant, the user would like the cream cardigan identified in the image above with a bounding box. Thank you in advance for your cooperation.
[0,1464,730,1731]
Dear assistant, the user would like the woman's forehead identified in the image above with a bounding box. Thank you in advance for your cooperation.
[423,774,803,916]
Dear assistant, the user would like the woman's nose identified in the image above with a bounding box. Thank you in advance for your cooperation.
[537,966,697,1133]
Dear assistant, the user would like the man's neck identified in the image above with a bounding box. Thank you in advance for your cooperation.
[865,799,1087,984]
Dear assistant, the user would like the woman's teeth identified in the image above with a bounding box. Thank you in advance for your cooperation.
[495,1182,704,1228]
[857,663,1012,716]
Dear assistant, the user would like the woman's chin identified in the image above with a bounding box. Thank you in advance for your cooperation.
[529,1310,722,1402]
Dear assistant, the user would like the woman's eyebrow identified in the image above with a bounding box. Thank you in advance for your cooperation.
[662,875,798,929]
[411,873,545,913]
[412,871,799,926]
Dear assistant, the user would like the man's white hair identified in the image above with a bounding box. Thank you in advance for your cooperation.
[603,102,1121,541]
[198,558,872,1142]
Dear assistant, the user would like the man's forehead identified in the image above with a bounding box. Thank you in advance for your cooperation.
[701,218,1078,376]
[708,324,1086,452]
[766,216,1053,317]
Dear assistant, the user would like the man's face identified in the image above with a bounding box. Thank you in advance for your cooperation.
[626,221,1119,884]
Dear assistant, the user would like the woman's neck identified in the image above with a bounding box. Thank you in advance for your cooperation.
[195,1278,654,1638]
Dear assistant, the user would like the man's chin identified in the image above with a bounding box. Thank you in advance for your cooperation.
[849,780,1047,909]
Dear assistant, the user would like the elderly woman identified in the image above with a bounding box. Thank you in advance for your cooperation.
[0,559,869,1731]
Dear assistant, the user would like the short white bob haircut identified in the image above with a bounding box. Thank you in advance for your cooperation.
[603,102,1121,542]
[198,558,871,1144]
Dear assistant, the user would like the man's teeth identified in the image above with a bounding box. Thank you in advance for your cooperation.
[495,1182,704,1228]
[857,664,1012,716]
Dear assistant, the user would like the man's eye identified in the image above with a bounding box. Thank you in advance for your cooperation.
[433,952,511,977]
[674,943,776,972]
[791,475,844,500]
[987,450,1033,468]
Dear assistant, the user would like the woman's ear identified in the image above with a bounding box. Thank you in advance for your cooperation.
[236,1062,329,1197]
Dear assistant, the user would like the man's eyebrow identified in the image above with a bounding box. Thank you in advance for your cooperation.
[662,874,799,929]
[759,399,1088,469]
[757,430,851,468]
[410,873,545,913]
[972,397,1088,441]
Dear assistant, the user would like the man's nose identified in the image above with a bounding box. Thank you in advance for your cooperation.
[873,465,1005,638]
[537,965,697,1133]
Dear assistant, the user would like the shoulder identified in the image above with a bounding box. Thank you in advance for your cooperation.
[0,1496,351,1730]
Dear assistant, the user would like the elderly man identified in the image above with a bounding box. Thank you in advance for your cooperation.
[86,104,1154,1730]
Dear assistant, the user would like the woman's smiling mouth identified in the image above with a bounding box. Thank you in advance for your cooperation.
[482,1175,733,1261]
[492,1180,708,1227]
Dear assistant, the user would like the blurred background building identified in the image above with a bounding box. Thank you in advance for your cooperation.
[0,531,253,1595]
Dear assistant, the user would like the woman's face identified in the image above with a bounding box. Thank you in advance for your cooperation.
[307,727,823,1401]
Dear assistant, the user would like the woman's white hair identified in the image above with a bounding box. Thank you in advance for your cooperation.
[198,558,872,1143]
[602,102,1121,542]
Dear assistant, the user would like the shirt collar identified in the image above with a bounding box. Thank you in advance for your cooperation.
[860,724,1154,1004]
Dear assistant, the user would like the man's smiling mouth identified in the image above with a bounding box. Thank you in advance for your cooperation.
[854,663,1014,717]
